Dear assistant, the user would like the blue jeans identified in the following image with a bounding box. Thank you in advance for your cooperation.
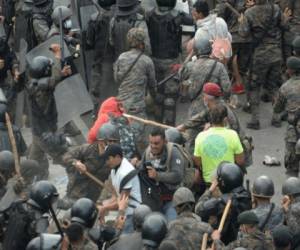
[161,201,177,222]
[122,215,134,234]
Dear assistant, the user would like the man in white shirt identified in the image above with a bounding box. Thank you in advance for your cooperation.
[98,144,142,234]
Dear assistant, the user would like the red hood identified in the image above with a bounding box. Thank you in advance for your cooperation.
[98,97,123,116]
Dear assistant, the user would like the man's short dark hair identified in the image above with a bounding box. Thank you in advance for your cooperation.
[193,0,209,17]
[209,103,228,125]
[103,144,123,160]
[150,127,166,140]
[66,223,84,243]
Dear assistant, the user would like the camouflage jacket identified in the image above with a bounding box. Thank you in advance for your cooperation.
[285,197,300,234]
[114,48,156,113]
[251,203,284,233]
[63,143,110,201]
[238,3,284,63]
[214,229,274,250]
[181,56,231,117]
[161,211,212,250]
[273,75,300,142]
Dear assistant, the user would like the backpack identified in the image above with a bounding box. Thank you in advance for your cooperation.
[2,200,36,250]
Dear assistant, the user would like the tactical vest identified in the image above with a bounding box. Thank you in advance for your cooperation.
[147,10,182,59]
[112,14,140,59]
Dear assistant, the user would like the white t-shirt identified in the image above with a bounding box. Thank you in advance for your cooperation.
[111,158,142,216]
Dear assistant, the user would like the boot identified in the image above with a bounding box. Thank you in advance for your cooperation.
[246,120,260,130]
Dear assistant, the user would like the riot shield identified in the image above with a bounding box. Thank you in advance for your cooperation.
[54,73,93,139]
[25,35,71,64]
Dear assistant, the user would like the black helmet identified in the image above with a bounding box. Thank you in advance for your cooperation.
[28,181,59,213]
[96,122,120,141]
[98,0,116,7]
[117,0,138,7]
[133,204,152,230]
[0,150,14,172]
[116,0,138,16]
[0,103,7,122]
[252,175,274,198]
[33,0,48,6]
[196,197,220,222]
[282,177,300,196]
[51,6,72,26]
[26,234,62,250]
[142,212,168,248]
[156,0,177,8]
[71,198,98,228]
[29,56,52,79]
[217,162,243,194]
[165,128,185,145]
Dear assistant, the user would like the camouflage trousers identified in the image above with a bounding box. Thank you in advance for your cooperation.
[89,57,116,110]
[152,57,180,126]
[248,60,282,122]
[28,135,65,180]
[285,124,300,177]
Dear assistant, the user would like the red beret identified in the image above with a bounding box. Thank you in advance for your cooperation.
[203,82,223,97]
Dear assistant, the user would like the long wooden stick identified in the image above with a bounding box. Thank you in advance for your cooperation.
[218,199,232,231]
[123,113,173,129]
[5,113,21,177]
[201,233,208,250]
[83,170,118,197]
[224,2,240,17]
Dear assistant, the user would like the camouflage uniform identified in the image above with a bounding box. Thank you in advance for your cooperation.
[239,2,284,127]
[251,203,284,233]
[27,59,66,179]
[276,0,300,61]
[70,238,98,250]
[214,229,274,250]
[145,8,193,125]
[62,143,110,204]
[109,13,151,60]
[114,46,156,150]
[160,211,212,250]
[273,75,300,176]
[86,6,116,106]
[285,196,300,233]
[32,3,53,44]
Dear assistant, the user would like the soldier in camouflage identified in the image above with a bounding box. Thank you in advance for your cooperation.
[86,0,116,108]
[159,187,212,250]
[251,175,284,234]
[212,211,274,250]
[109,0,151,60]
[238,0,286,130]
[181,32,231,120]
[114,27,156,151]
[272,56,300,177]
[281,177,300,235]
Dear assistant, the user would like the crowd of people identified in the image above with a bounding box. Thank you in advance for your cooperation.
[0,0,299,249]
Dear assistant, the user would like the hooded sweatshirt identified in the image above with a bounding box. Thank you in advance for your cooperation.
[87,97,123,143]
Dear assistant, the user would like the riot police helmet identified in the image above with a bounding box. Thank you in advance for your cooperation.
[96,122,120,141]
[142,212,168,248]
[33,0,49,7]
[0,150,15,173]
[282,177,300,196]
[29,56,52,79]
[98,0,116,8]
[51,6,72,27]
[165,127,185,145]
[27,181,59,213]
[252,175,275,198]
[173,187,195,207]
[156,0,177,9]
[116,0,139,16]
[133,204,152,230]
[26,234,62,250]
[193,30,212,55]
[71,198,98,228]
[217,162,244,194]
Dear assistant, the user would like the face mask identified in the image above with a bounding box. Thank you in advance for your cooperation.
[63,19,72,30]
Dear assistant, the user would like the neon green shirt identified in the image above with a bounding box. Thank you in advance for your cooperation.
[194,127,243,183]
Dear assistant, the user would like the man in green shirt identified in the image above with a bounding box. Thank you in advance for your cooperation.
[194,103,244,185]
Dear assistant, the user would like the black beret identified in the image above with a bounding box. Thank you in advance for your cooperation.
[237,211,259,225]
[272,225,293,248]
[287,56,300,71]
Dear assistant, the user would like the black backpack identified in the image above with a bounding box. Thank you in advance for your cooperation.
[2,200,36,250]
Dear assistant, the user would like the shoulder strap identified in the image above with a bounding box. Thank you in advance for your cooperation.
[119,169,139,193]
[191,60,218,102]
[259,203,275,231]
[165,143,174,171]
[119,51,143,84]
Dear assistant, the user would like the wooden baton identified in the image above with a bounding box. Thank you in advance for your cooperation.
[218,199,232,231]
[201,233,208,250]
[5,113,21,177]
[123,113,173,129]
